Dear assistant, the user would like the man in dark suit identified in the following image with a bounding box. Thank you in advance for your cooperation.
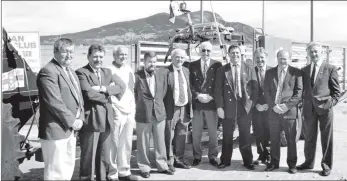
[252,47,273,165]
[189,42,222,167]
[37,38,85,180]
[134,51,174,178]
[214,44,259,170]
[164,48,192,171]
[297,42,340,176]
[75,44,126,181]
[264,50,303,174]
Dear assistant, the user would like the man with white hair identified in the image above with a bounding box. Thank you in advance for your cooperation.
[297,42,340,177]
[188,41,222,167]
[106,45,138,181]
[164,48,193,171]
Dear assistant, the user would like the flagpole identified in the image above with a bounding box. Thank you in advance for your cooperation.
[200,0,203,23]
[310,0,314,41]
[262,0,265,35]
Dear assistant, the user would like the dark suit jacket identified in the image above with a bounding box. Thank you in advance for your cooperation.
[264,65,303,120]
[301,62,340,116]
[164,64,193,122]
[134,68,168,123]
[37,59,85,140]
[215,62,259,119]
[76,64,125,132]
[254,65,273,105]
[189,59,222,110]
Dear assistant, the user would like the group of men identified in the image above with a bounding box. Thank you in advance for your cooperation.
[36,38,340,181]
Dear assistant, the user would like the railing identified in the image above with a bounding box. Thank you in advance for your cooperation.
[130,41,346,91]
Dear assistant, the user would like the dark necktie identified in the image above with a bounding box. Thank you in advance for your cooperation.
[234,64,242,98]
[310,63,317,88]
[66,67,80,97]
[177,69,186,104]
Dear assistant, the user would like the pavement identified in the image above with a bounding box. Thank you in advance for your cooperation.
[18,103,347,180]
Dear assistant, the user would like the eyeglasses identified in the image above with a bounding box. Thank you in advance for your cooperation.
[202,49,211,53]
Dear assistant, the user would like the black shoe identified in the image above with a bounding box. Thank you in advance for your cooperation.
[140,172,150,178]
[209,159,218,167]
[119,175,139,181]
[244,164,255,170]
[288,167,297,174]
[265,164,279,171]
[253,159,262,165]
[320,169,331,176]
[192,159,201,166]
[296,163,313,170]
[158,170,174,175]
[168,164,176,172]
[174,162,191,169]
[217,163,230,169]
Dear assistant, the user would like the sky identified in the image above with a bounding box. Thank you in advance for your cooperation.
[2,1,347,43]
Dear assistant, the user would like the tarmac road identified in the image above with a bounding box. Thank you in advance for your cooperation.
[18,103,347,180]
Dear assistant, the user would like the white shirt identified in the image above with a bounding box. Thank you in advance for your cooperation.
[108,64,135,114]
[310,59,323,83]
[230,62,242,97]
[89,64,101,84]
[173,66,189,106]
[200,58,210,76]
[275,65,288,104]
[257,65,266,79]
[54,58,81,117]
[145,70,156,97]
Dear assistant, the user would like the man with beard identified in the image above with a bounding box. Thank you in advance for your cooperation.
[297,42,340,176]
[189,42,221,167]
[76,44,126,181]
[37,38,84,180]
[264,50,302,174]
[135,51,174,178]
[214,44,258,170]
[164,48,193,171]
[106,45,138,181]
[252,47,272,165]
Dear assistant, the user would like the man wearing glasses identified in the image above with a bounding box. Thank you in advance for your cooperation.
[189,41,222,167]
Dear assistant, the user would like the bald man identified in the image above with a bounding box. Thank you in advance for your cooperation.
[164,48,193,170]
[263,50,302,174]
[105,45,138,181]
[188,42,222,166]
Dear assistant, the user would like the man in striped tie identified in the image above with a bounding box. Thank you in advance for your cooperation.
[164,48,193,171]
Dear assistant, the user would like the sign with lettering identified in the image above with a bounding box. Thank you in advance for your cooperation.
[7,32,40,73]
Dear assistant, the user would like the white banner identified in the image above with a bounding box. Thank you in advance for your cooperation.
[7,32,41,73]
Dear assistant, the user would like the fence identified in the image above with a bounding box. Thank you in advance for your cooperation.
[128,41,346,91]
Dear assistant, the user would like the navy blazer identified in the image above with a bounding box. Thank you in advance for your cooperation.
[264,65,303,120]
[37,59,85,140]
[134,68,168,123]
[301,62,340,116]
[189,59,222,110]
[164,64,193,122]
[214,61,259,119]
[76,64,125,132]
[254,65,273,105]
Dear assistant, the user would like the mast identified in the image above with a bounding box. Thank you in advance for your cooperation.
[200,0,203,23]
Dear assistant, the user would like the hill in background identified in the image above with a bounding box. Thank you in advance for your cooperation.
[40,11,258,45]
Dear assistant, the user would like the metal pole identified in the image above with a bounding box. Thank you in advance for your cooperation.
[343,48,346,90]
[262,0,265,35]
[310,0,314,41]
[200,0,203,23]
